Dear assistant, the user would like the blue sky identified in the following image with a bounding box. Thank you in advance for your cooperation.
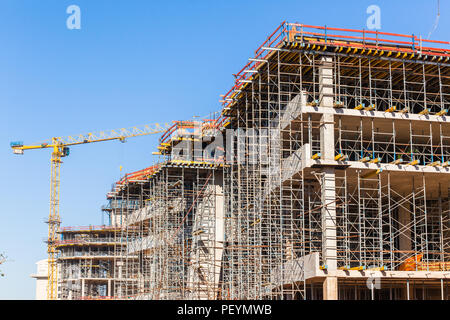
[0,0,448,299]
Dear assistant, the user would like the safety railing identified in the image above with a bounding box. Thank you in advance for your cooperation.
[159,120,201,144]
[115,164,161,186]
[58,249,116,258]
[221,21,287,110]
[60,225,120,232]
[221,22,450,111]
[286,23,450,56]
[55,238,119,245]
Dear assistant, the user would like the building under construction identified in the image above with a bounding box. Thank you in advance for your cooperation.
[56,225,136,299]
[56,22,450,300]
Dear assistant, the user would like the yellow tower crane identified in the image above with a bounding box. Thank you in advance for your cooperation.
[10,122,171,300]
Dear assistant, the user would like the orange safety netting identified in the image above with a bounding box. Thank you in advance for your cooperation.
[399,254,423,271]
[399,254,450,271]
[416,262,450,271]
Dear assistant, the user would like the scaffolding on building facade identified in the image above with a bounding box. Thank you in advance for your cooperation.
[58,22,450,300]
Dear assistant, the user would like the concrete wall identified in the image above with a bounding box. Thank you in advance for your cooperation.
[30,259,48,300]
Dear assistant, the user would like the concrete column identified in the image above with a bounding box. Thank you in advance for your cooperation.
[320,109,337,271]
[319,56,334,108]
[320,113,335,160]
[318,55,338,300]
[323,276,338,300]
[214,171,224,299]
[81,279,85,298]
[319,57,335,160]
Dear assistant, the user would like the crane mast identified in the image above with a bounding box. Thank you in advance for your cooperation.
[48,143,62,299]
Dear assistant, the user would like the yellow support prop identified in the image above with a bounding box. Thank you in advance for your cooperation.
[385,106,397,113]
[442,161,450,168]
[338,266,352,271]
[391,159,403,165]
[408,159,420,166]
[427,161,440,167]
[307,100,319,107]
[364,104,375,111]
[419,108,430,115]
[192,229,204,236]
[436,109,448,116]
[349,266,365,271]
[311,153,321,160]
[354,103,365,110]
[333,101,344,108]
[334,153,344,161]
[361,169,382,179]
[369,157,381,164]
[359,157,371,163]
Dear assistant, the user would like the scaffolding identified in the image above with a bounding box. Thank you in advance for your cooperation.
[101,116,226,299]
[107,164,225,299]
[57,22,450,300]
[217,22,450,300]
[56,225,134,300]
